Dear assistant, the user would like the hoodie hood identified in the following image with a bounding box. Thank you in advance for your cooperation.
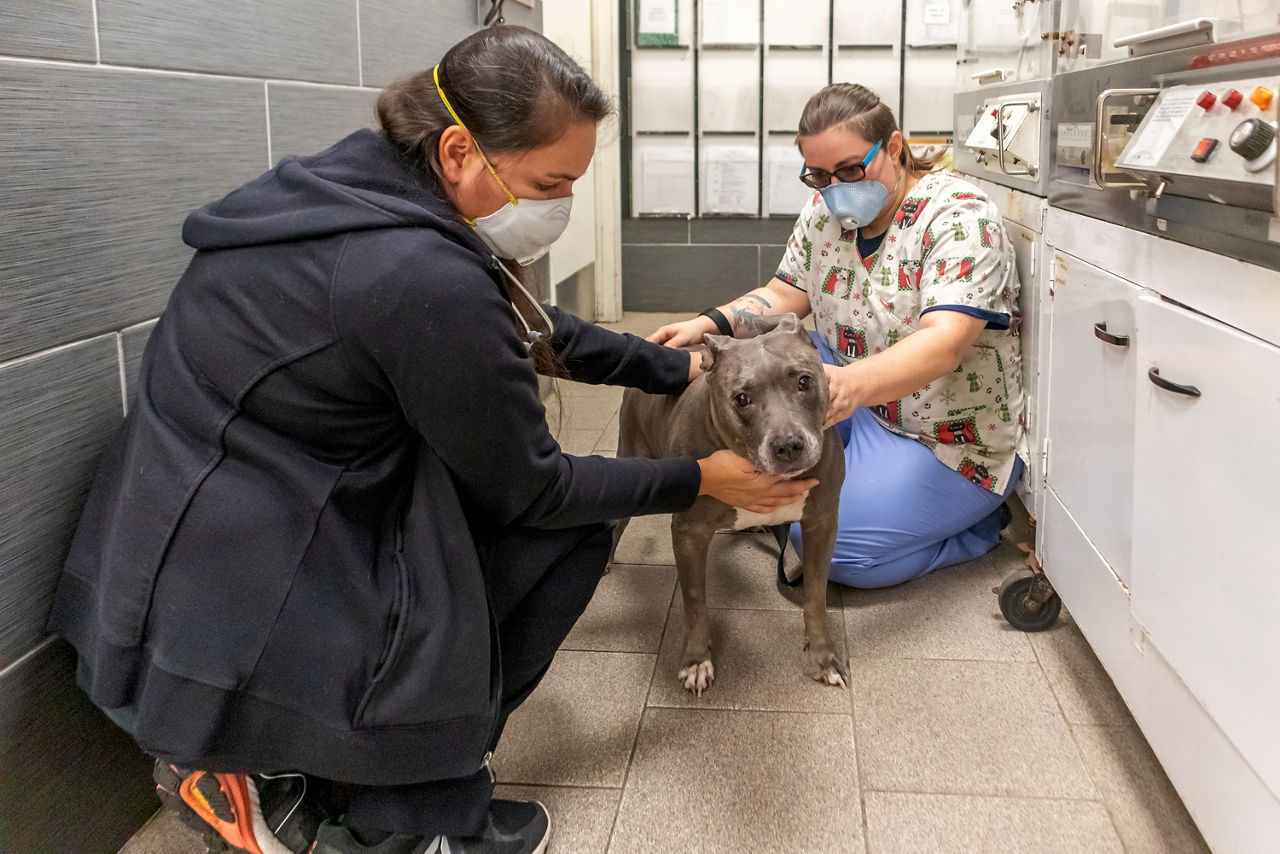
[183,130,491,258]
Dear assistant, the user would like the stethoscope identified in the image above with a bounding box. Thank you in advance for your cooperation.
[491,255,555,350]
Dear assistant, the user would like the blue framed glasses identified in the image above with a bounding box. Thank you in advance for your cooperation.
[798,139,884,189]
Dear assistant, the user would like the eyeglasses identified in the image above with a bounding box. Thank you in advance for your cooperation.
[798,139,884,189]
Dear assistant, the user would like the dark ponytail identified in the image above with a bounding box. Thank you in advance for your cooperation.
[796,83,945,176]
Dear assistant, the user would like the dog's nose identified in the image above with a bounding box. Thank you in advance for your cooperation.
[771,434,805,463]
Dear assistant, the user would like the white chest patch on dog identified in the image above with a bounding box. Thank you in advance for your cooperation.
[729,491,810,531]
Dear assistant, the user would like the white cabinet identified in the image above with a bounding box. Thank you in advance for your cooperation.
[1044,251,1140,582]
[1040,206,1280,850]
[1130,292,1280,803]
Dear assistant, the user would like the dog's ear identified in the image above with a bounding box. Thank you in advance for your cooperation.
[753,312,804,338]
[700,333,735,372]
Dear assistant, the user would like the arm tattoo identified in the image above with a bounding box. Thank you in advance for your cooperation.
[728,293,774,337]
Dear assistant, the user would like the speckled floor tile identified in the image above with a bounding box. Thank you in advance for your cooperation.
[851,658,1096,799]
[491,650,655,788]
[649,606,850,713]
[842,553,1035,662]
[703,531,840,610]
[1071,724,1209,853]
[609,708,862,853]
[556,427,609,456]
[599,313,688,338]
[863,791,1122,853]
[561,563,676,654]
[118,807,202,854]
[611,513,675,566]
[1029,614,1133,726]
[592,411,620,452]
[492,784,621,854]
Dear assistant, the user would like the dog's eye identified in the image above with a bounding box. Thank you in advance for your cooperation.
[734,393,750,408]
[798,375,813,392]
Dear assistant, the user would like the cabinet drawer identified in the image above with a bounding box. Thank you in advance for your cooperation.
[1131,292,1280,802]
[1045,250,1142,579]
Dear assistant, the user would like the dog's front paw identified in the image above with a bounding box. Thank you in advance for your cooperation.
[804,645,849,688]
[678,659,715,696]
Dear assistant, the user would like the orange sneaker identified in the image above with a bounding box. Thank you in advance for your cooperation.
[154,760,324,854]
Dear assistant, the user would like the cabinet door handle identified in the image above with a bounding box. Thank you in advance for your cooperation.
[1093,322,1130,347]
[1148,367,1201,397]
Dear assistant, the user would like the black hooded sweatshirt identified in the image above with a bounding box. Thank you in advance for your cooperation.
[48,130,700,785]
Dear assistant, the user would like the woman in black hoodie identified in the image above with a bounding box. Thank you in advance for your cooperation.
[48,24,813,854]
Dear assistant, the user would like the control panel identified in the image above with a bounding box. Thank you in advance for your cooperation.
[1114,75,1277,212]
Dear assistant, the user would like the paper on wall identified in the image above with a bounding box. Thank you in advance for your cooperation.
[766,146,812,215]
[638,0,677,34]
[703,145,759,214]
[763,0,826,46]
[701,0,759,44]
[638,147,695,214]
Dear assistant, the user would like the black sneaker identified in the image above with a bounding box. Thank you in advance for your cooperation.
[310,799,550,854]
[152,759,328,853]
[996,501,1013,531]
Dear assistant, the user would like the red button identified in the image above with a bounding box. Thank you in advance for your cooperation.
[1196,90,1217,110]
[1222,89,1244,109]
[1191,137,1219,162]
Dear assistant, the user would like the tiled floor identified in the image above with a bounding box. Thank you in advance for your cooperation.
[121,313,1208,853]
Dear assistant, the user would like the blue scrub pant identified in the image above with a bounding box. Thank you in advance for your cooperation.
[793,332,1023,589]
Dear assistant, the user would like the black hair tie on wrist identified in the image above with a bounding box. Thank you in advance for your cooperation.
[698,307,733,337]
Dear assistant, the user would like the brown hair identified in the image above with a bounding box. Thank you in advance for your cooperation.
[377,26,612,379]
[796,83,945,176]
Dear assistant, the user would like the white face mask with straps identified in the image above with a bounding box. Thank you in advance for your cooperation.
[433,65,573,267]
[472,194,573,266]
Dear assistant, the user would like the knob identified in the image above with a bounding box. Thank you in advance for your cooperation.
[1229,118,1276,160]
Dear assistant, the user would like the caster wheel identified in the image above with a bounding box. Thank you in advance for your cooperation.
[998,568,1061,632]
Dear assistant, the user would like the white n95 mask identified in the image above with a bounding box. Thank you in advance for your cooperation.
[472,194,573,266]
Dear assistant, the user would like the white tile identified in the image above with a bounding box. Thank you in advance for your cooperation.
[1029,614,1133,725]
[492,651,655,787]
[852,658,1097,799]
[864,791,1122,854]
[611,513,675,566]
[648,606,851,713]
[610,708,863,853]
[843,554,1036,662]
[1071,724,1209,853]
[561,563,676,654]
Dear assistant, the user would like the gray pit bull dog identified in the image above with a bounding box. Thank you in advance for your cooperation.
[614,314,848,695]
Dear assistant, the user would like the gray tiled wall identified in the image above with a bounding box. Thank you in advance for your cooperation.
[0,1,539,848]
[97,0,361,84]
[0,0,96,61]
[0,62,267,362]
[0,335,123,671]
[621,216,793,312]
[268,82,381,164]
